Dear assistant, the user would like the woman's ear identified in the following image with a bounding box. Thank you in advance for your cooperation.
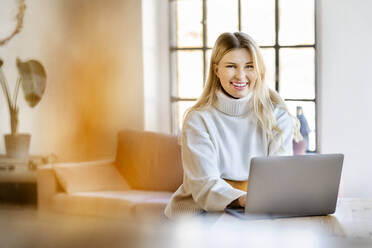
[213,63,219,77]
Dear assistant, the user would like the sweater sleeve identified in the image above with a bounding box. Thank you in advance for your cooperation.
[181,112,246,212]
[268,108,294,156]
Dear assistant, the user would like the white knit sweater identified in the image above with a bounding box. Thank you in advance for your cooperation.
[164,90,294,219]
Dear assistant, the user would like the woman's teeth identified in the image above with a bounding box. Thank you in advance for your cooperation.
[232,82,247,87]
[231,82,248,90]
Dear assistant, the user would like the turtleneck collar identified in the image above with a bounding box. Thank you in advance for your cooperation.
[213,89,253,116]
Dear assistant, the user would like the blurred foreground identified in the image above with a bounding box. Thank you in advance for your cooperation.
[1,198,372,248]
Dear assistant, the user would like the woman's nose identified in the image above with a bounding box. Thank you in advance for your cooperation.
[235,68,246,80]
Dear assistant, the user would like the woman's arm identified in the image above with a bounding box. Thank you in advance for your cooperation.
[181,112,246,211]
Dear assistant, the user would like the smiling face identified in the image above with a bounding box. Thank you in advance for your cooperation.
[214,48,257,99]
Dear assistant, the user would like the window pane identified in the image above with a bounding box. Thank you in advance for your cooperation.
[260,48,276,90]
[176,0,203,47]
[279,48,315,99]
[285,101,316,151]
[207,0,239,47]
[172,101,197,135]
[241,0,275,46]
[177,50,204,98]
[279,0,315,45]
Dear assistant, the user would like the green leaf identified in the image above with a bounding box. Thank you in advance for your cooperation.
[16,58,47,107]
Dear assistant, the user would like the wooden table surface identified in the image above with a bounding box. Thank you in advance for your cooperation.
[169,197,372,248]
[214,197,372,237]
[1,198,372,248]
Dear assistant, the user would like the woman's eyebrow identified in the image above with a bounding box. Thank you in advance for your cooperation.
[224,61,253,64]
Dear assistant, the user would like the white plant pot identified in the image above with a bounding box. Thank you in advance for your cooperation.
[4,133,31,160]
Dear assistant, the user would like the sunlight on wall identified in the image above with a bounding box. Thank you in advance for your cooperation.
[0,0,144,161]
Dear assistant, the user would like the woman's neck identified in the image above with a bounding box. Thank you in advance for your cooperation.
[221,86,239,99]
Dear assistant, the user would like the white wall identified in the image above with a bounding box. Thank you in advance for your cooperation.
[0,0,144,161]
[317,0,372,197]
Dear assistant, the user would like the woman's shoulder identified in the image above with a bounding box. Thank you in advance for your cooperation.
[182,106,216,135]
[184,106,214,123]
[269,89,290,117]
[273,105,292,124]
[273,104,288,116]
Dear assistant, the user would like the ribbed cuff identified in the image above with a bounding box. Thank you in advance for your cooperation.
[164,201,204,219]
[217,187,246,211]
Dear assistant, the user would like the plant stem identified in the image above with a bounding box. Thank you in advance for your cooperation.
[11,77,21,135]
[0,68,19,135]
[13,76,21,112]
[10,106,19,135]
[0,69,13,112]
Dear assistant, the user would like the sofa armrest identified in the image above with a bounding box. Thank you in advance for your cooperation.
[36,159,116,210]
[37,165,62,211]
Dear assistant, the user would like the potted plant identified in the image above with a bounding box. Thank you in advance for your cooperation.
[0,57,46,159]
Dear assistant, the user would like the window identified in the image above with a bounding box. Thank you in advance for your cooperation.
[170,0,317,152]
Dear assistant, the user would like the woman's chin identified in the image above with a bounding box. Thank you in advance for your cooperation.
[230,88,251,99]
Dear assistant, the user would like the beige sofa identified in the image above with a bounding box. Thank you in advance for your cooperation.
[37,129,183,219]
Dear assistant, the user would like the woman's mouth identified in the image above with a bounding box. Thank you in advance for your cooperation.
[231,82,248,90]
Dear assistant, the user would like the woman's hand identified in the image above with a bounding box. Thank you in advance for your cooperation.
[228,194,247,208]
[238,194,246,207]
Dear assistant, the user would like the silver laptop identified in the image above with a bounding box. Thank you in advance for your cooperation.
[225,154,344,220]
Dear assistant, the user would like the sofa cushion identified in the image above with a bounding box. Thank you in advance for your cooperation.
[53,161,130,194]
[50,190,172,219]
[115,129,183,191]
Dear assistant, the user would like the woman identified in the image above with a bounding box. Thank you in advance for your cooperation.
[164,32,301,219]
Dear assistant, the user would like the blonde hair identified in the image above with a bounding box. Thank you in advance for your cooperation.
[183,32,301,146]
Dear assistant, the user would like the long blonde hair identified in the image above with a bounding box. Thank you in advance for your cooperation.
[183,32,301,145]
